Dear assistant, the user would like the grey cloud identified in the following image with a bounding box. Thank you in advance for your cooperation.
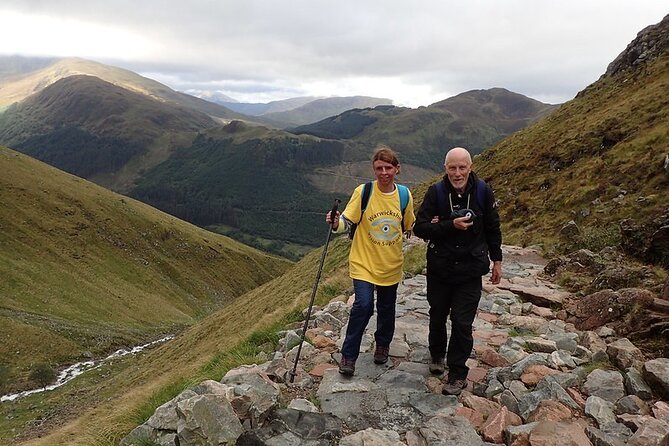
[1,1,667,105]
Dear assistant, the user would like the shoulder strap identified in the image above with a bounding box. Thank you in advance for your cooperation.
[359,182,373,222]
[396,183,409,231]
[476,178,487,213]
[435,180,447,215]
[397,184,409,214]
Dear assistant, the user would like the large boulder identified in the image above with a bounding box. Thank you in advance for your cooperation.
[236,408,342,446]
[176,394,244,446]
[643,358,669,399]
[620,212,669,268]
[565,288,655,331]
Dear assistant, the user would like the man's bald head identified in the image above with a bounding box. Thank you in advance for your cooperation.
[444,147,472,167]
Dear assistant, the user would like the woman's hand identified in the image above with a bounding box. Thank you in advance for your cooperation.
[326,211,340,230]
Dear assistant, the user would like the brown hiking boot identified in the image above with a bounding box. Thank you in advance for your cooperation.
[338,357,356,376]
[442,378,467,396]
[374,345,390,364]
[429,357,445,375]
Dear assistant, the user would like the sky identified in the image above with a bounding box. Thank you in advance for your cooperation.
[0,1,666,107]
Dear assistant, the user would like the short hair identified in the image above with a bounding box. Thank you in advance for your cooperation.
[372,145,401,174]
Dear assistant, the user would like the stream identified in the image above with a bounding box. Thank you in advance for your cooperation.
[1,335,174,403]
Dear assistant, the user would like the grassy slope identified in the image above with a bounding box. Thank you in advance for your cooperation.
[0,146,291,390]
[471,54,669,250]
[8,237,352,445]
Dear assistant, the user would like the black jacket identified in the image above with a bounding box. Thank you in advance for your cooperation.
[413,172,502,282]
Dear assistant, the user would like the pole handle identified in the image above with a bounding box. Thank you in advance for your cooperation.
[329,199,341,228]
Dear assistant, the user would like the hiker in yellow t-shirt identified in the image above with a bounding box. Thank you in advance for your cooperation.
[325,146,415,376]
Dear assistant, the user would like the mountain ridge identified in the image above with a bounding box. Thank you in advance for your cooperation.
[0,56,244,120]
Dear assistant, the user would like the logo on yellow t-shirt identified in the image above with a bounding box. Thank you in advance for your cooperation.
[367,211,402,246]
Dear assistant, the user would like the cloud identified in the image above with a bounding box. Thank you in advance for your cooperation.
[0,0,666,106]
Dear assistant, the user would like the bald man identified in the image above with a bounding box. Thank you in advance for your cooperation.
[413,147,502,396]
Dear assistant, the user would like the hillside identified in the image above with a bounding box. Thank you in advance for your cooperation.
[128,121,349,251]
[0,56,243,120]
[0,75,216,190]
[470,14,669,263]
[0,146,291,393]
[263,95,393,127]
[293,88,557,169]
[0,231,352,445]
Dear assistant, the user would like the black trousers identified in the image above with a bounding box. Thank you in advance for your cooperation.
[427,274,482,381]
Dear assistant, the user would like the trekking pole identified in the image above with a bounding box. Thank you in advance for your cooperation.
[288,198,341,383]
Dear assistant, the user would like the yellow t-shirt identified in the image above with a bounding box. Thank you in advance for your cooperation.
[341,181,415,286]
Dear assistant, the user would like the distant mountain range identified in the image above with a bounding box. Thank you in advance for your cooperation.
[0,56,556,254]
[217,96,322,115]
[212,95,393,128]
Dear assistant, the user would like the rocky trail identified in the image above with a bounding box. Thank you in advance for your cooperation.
[122,244,669,446]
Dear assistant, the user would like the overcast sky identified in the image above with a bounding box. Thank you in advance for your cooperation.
[0,1,666,107]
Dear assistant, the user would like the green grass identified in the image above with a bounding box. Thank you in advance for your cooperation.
[580,360,616,375]
[0,146,291,391]
[507,327,537,338]
[403,244,427,275]
[128,378,191,426]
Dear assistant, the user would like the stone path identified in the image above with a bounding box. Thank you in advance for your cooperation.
[123,245,669,446]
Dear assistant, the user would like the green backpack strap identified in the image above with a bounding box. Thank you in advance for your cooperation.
[396,183,410,231]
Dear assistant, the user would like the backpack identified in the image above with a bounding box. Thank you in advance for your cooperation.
[435,178,487,217]
[348,182,410,240]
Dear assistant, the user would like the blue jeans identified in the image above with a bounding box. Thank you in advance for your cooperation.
[341,279,398,360]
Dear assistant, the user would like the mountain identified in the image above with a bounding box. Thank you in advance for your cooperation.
[0,146,291,393]
[264,95,393,127]
[0,74,217,191]
[184,89,238,104]
[293,88,557,169]
[218,96,321,115]
[128,120,350,250]
[0,56,243,120]
[461,14,669,263]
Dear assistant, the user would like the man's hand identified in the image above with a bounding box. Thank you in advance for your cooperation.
[490,261,502,284]
[453,216,474,230]
[326,210,340,230]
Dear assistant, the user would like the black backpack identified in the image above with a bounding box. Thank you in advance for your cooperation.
[434,178,487,217]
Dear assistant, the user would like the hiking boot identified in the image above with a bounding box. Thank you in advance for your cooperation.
[441,378,468,396]
[373,345,390,364]
[429,357,445,375]
[338,357,356,376]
